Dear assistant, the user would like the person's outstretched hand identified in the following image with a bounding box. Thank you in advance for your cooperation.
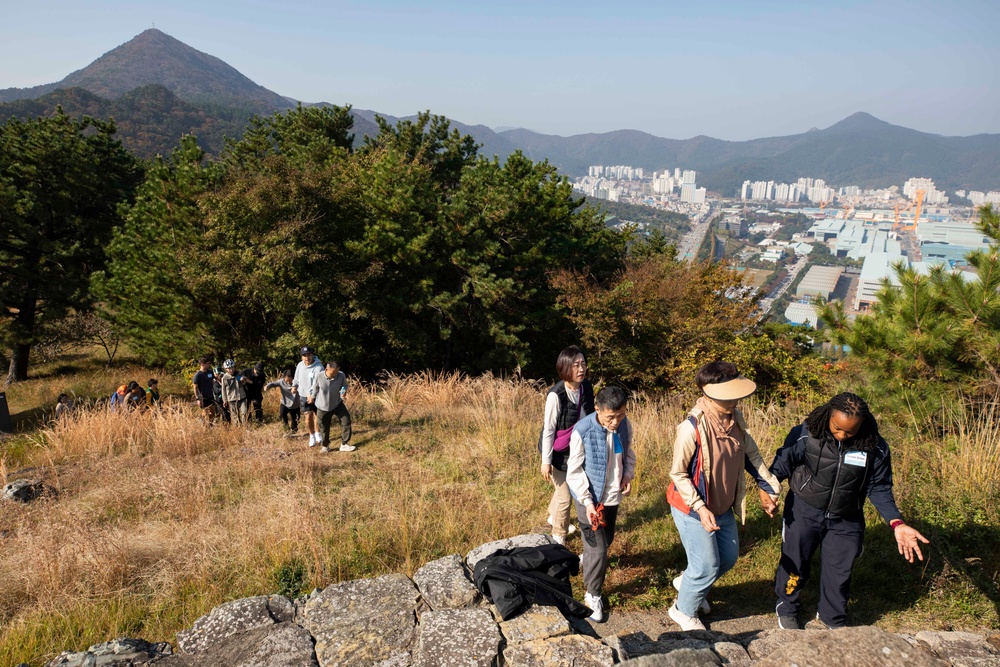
[895,524,930,562]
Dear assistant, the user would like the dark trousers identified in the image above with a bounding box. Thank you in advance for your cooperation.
[775,493,865,628]
[248,397,264,423]
[574,502,619,597]
[280,404,300,432]
[318,403,352,447]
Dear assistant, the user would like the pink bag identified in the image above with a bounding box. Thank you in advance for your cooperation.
[552,426,574,452]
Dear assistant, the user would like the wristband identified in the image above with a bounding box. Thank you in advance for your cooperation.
[890,519,905,530]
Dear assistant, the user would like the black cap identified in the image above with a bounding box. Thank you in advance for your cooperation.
[299,346,313,355]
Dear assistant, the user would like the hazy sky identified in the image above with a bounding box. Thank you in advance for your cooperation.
[2,0,998,140]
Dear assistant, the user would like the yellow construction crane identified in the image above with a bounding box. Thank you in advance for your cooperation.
[894,189,926,232]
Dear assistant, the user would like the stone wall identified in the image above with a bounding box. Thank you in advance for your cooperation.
[32,533,1000,667]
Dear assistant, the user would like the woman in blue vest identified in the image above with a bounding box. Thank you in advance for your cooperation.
[769,392,929,629]
[566,385,636,623]
[666,361,780,631]
[540,346,595,545]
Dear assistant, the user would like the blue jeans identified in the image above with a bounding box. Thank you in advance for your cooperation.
[670,505,739,617]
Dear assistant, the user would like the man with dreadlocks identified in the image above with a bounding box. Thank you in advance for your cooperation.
[768,392,929,630]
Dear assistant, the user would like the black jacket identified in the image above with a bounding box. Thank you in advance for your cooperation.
[472,544,592,621]
[770,422,901,522]
[241,368,267,401]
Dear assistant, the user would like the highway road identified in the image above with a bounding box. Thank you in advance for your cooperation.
[757,255,809,317]
[676,201,718,262]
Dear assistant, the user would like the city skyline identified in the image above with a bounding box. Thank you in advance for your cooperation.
[2,0,999,141]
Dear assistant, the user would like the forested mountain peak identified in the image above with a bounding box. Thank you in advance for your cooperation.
[0,28,294,112]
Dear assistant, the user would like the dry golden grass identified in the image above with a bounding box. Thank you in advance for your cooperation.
[1,365,998,665]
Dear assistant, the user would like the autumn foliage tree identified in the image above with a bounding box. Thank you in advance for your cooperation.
[553,251,823,396]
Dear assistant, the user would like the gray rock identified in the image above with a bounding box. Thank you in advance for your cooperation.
[710,641,752,666]
[746,628,827,660]
[413,554,479,610]
[301,573,421,667]
[614,632,709,660]
[44,638,172,666]
[754,626,947,667]
[503,634,615,667]
[915,631,1000,667]
[374,655,412,667]
[465,534,554,570]
[612,630,747,665]
[620,649,722,667]
[155,622,317,667]
[3,478,43,502]
[413,608,501,667]
[176,595,293,653]
[499,604,572,646]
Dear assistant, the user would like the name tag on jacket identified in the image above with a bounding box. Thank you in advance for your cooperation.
[844,451,868,467]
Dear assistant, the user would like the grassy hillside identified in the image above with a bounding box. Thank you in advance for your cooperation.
[1,354,997,665]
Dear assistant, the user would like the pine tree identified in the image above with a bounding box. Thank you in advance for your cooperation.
[0,110,139,382]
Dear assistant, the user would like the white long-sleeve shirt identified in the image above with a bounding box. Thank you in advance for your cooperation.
[540,387,584,465]
[566,419,636,508]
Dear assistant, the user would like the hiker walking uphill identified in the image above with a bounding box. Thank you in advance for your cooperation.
[540,345,594,545]
[241,362,267,424]
[266,369,300,436]
[566,385,636,623]
[308,360,354,453]
[293,346,324,447]
[768,392,929,630]
[192,357,219,422]
[219,360,249,425]
[665,361,780,631]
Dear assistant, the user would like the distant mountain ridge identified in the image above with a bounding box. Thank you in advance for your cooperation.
[1,30,998,193]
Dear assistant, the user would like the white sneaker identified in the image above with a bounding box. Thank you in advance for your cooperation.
[673,574,711,614]
[552,534,566,545]
[319,446,330,453]
[668,603,706,631]
[584,592,605,623]
[548,515,578,535]
[339,444,357,452]
[308,434,318,447]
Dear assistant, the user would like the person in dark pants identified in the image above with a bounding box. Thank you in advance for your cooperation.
[241,362,267,424]
[266,369,300,436]
[192,357,218,422]
[769,392,929,630]
[308,360,353,453]
[566,385,636,623]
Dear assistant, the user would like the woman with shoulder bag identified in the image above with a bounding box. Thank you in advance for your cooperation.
[539,346,595,545]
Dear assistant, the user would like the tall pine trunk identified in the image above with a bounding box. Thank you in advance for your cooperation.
[5,287,38,383]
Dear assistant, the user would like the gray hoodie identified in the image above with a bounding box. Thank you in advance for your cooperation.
[292,356,323,406]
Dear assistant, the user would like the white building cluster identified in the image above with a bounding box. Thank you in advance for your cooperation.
[957,190,1000,206]
[903,177,949,205]
[577,165,705,204]
[588,165,644,180]
[741,177,834,203]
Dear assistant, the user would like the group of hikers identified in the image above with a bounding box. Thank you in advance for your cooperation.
[190,346,355,453]
[67,340,926,630]
[539,345,930,631]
